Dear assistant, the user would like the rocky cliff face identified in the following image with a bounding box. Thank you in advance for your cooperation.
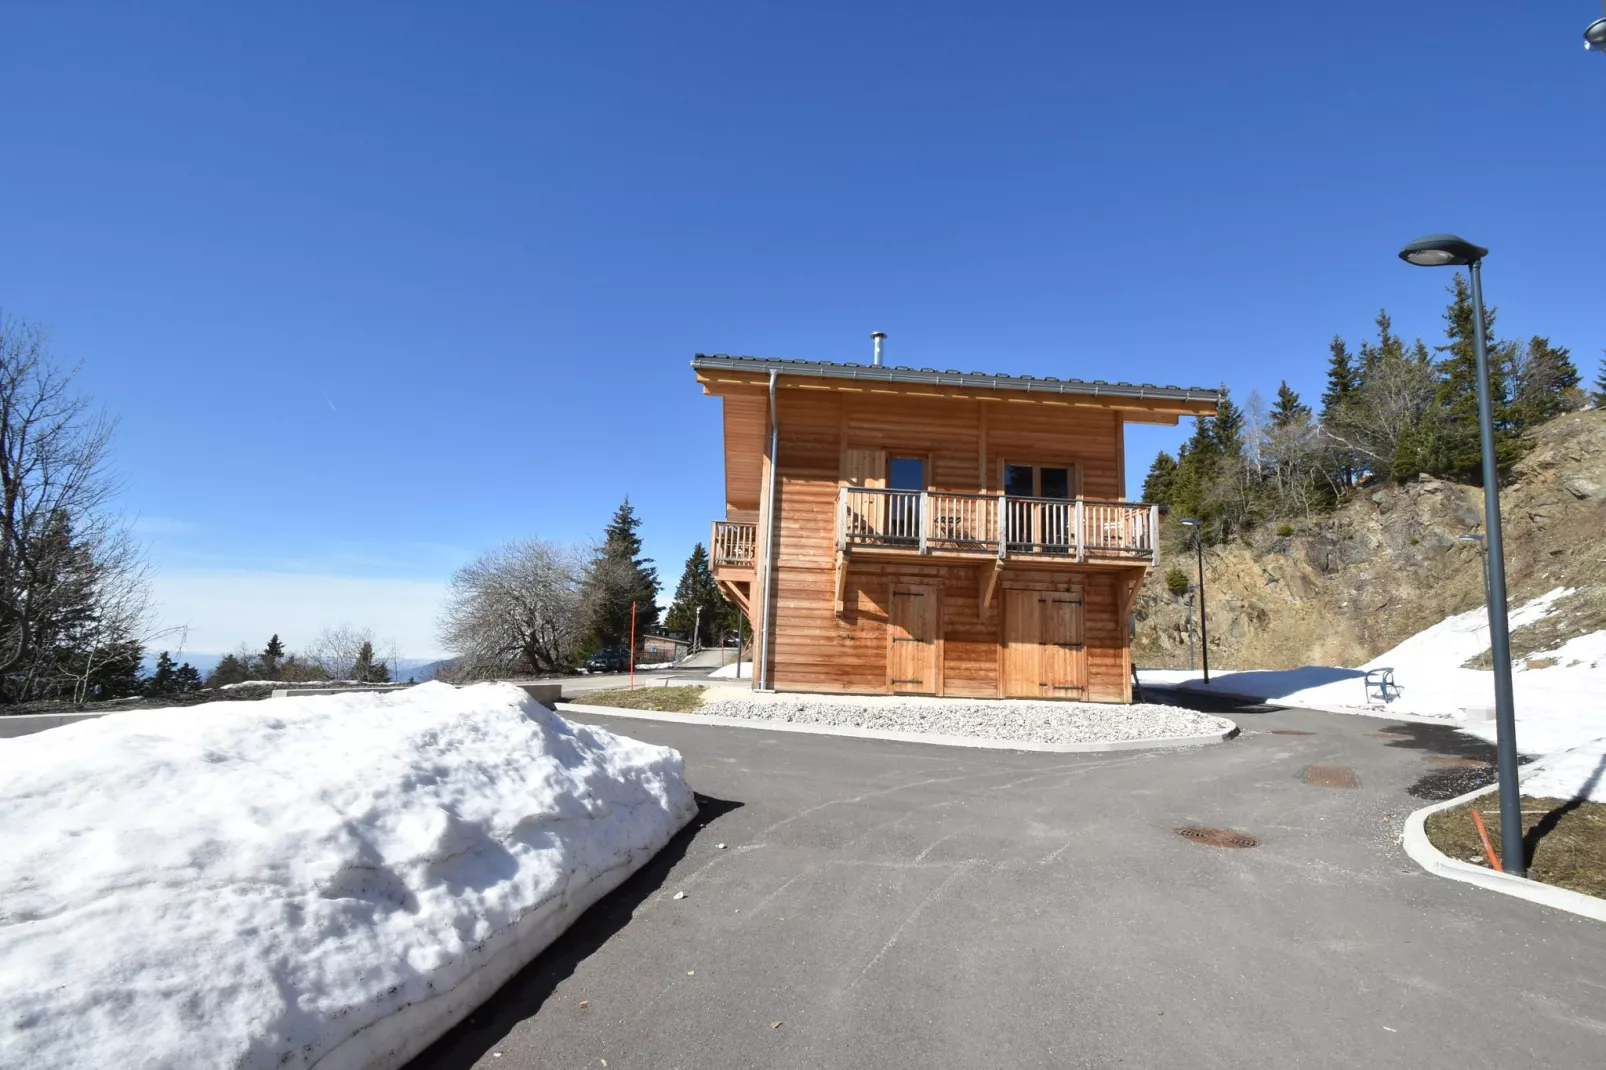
[1134,408,1606,671]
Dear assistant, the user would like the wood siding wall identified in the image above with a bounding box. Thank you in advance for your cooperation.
[765,390,1134,702]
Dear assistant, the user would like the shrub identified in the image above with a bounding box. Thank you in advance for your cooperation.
[1164,567,1190,596]
[1275,522,1295,538]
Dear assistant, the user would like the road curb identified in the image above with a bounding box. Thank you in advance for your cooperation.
[555,702,1240,754]
[1402,784,1606,923]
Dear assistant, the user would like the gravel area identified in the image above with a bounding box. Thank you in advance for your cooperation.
[693,688,1234,746]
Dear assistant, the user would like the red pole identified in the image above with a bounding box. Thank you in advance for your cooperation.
[629,600,637,690]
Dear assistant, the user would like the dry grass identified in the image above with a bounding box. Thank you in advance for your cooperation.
[574,686,706,713]
[1425,796,1606,899]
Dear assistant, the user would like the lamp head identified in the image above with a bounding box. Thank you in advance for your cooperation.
[1400,234,1488,267]
[1587,16,1606,52]
[1179,517,1200,528]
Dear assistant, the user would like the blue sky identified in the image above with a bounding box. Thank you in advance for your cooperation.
[2,3,1601,658]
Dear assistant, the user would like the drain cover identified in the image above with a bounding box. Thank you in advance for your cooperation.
[1176,826,1259,848]
[1424,756,1491,768]
[1304,765,1359,788]
[1271,729,1315,736]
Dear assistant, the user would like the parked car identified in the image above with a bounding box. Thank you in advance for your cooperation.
[583,648,629,673]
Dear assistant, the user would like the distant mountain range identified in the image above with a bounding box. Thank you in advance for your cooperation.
[139,652,448,682]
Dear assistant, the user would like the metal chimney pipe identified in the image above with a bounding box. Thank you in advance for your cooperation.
[871,331,886,366]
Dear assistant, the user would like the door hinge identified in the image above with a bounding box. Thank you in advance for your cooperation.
[1053,642,1085,649]
[891,636,926,643]
[892,678,925,684]
[893,591,926,598]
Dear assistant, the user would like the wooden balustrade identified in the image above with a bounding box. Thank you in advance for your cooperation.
[711,520,757,567]
[834,489,1157,561]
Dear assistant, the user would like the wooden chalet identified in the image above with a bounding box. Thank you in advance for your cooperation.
[696,353,1220,703]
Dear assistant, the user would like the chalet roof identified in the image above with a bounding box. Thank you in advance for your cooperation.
[690,354,1221,405]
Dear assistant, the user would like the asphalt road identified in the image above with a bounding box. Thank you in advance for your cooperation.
[408,700,1606,1070]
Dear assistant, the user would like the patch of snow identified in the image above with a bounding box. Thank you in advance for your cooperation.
[0,681,696,1069]
[709,660,752,679]
[1521,738,1606,803]
[1140,588,1606,779]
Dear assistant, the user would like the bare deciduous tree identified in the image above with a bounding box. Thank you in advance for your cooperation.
[305,624,399,681]
[0,317,156,702]
[438,538,588,678]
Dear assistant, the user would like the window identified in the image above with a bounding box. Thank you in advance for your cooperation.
[888,456,925,490]
[1004,462,1076,551]
[886,457,925,543]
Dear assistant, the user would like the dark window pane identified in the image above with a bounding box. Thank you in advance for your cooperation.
[1004,464,1034,497]
[888,456,925,490]
[1040,467,1070,499]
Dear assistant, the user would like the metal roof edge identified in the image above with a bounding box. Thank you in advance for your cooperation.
[690,354,1220,404]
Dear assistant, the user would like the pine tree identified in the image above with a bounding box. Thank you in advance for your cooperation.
[260,634,286,679]
[1426,272,1524,484]
[1595,351,1606,407]
[174,662,204,693]
[1140,451,1178,505]
[582,498,660,650]
[349,641,389,683]
[207,653,249,687]
[146,651,178,696]
[1270,381,1310,429]
[1511,335,1581,428]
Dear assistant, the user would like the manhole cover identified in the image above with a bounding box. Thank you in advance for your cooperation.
[1423,756,1491,768]
[1176,826,1259,849]
[1271,729,1315,736]
[1304,765,1359,789]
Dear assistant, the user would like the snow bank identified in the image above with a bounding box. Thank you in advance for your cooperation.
[709,660,752,679]
[0,682,696,1070]
[1140,588,1606,763]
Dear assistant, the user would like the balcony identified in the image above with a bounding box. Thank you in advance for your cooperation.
[838,488,1158,563]
[712,520,757,569]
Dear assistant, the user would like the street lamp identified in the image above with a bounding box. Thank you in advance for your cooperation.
[1401,234,1524,877]
[1179,518,1208,685]
[1587,13,1606,53]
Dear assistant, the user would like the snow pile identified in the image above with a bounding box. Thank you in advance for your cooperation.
[709,660,752,679]
[0,682,696,1070]
[1141,587,1606,760]
[1521,737,1606,803]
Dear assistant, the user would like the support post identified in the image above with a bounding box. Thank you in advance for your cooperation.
[918,490,930,554]
[1074,499,1086,562]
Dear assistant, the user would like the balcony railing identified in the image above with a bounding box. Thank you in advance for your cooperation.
[711,520,757,568]
[838,488,1158,561]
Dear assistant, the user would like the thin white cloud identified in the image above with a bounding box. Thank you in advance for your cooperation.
[150,570,451,659]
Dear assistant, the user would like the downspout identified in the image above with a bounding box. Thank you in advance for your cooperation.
[758,368,780,692]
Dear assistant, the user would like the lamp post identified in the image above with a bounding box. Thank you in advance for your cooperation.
[1179,518,1208,684]
[1587,12,1606,53]
[1400,234,1524,877]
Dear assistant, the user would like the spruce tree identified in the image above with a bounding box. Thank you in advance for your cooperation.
[1427,272,1523,484]
[582,498,660,650]
[1211,386,1245,459]
[349,641,389,683]
[174,662,203,693]
[206,653,250,687]
[260,634,286,679]
[1320,336,1359,415]
[1270,381,1310,429]
[663,543,732,648]
[1595,351,1606,407]
[146,651,178,696]
[1140,451,1178,505]
[1511,335,1581,428]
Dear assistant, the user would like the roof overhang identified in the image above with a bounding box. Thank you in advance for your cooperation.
[692,354,1220,421]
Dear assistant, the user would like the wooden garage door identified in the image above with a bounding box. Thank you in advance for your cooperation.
[888,585,938,694]
[1002,589,1086,699]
